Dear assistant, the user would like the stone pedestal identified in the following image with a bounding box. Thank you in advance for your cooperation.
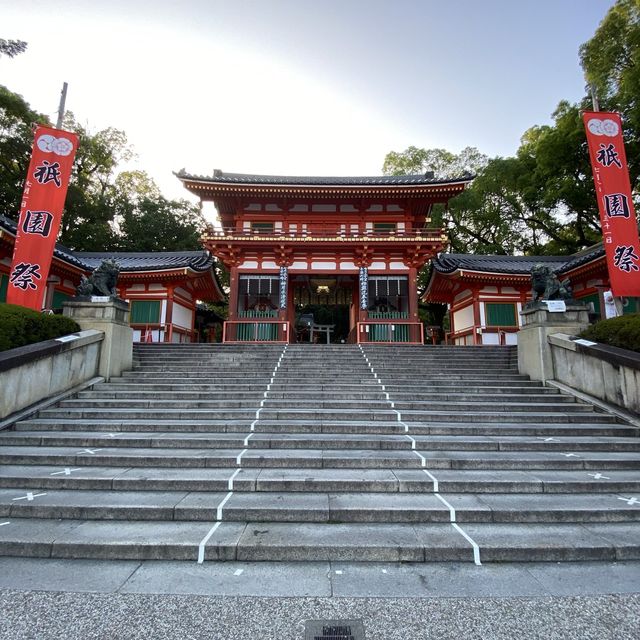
[63,298,133,381]
[517,303,590,382]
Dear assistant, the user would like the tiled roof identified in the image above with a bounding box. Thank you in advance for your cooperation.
[175,169,473,187]
[75,252,214,273]
[0,215,214,273]
[0,214,86,269]
[432,244,605,276]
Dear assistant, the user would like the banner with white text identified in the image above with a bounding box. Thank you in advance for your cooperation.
[583,111,640,296]
[6,125,79,310]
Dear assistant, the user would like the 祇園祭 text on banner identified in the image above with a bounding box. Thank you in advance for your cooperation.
[6,125,79,310]
[583,111,640,296]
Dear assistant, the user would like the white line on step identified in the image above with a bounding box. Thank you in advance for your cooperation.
[588,473,610,480]
[618,496,638,506]
[422,469,439,493]
[413,451,427,467]
[216,491,233,520]
[0,522,10,527]
[405,435,416,450]
[77,448,102,455]
[50,468,82,476]
[236,449,248,465]
[197,521,221,564]
[227,468,241,490]
[452,523,482,566]
[243,433,254,447]
[12,492,47,502]
[434,493,457,522]
[234,569,244,576]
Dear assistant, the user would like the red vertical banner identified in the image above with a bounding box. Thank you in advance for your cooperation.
[583,111,640,296]
[6,125,79,310]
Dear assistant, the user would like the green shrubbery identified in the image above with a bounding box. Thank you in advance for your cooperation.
[0,303,80,352]
[579,313,640,354]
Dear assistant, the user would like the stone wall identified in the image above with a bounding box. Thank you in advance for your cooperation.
[548,333,640,415]
[0,330,103,421]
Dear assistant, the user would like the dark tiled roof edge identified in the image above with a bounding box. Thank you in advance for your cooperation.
[175,169,474,187]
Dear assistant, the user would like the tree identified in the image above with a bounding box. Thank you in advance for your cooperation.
[580,0,640,188]
[0,40,27,58]
[383,146,487,178]
[0,85,50,215]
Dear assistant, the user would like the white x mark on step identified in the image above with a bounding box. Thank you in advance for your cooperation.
[618,496,639,506]
[12,492,47,502]
[50,468,82,476]
[588,473,611,480]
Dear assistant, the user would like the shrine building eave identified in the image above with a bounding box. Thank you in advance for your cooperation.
[175,170,472,202]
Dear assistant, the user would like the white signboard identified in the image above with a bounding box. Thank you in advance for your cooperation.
[545,300,566,312]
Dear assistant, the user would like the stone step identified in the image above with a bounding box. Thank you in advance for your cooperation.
[0,488,638,523]
[1,465,639,495]
[3,431,639,453]
[1,446,638,470]
[14,418,632,437]
[0,518,635,562]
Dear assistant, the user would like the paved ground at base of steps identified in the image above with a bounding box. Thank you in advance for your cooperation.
[0,560,638,639]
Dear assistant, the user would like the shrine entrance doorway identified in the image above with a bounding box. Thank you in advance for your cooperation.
[291,274,357,343]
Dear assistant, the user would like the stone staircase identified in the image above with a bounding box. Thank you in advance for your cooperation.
[0,343,638,563]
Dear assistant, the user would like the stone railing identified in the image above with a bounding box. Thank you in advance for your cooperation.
[549,333,640,415]
[0,330,103,422]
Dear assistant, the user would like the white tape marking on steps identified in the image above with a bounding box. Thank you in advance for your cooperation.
[216,491,233,520]
[50,468,82,476]
[0,522,10,527]
[236,449,248,465]
[405,435,416,450]
[434,492,457,522]
[197,521,221,564]
[234,569,244,576]
[452,523,482,566]
[618,496,639,506]
[12,492,47,502]
[227,468,241,490]
[413,451,427,467]
[243,433,254,447]
[422,469,439,493]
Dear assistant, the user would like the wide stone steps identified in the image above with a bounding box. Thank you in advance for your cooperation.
[2,431,640,452]
[1,343,638,563]
[1,466,639,494]
[0,488,638,524]
[1,446,639,471]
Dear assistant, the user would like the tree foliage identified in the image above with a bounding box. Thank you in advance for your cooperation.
[384,0,640,258]
[0,39,27,58]
[0,85,206,253]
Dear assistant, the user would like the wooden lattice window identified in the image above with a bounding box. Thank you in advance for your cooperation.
[0,273,7,303]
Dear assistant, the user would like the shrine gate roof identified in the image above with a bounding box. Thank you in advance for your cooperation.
[176,170,473,187]
[76,251,215,273]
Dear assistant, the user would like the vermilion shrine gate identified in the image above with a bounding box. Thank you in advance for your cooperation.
[178,171,471,343]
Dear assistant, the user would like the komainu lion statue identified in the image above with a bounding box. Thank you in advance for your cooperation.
[530,264,573,302]
[76,259,120,298]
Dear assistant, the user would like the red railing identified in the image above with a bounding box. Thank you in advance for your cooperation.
[204,226,443,241]
[223,320,291,343]
[132,323,197,343]
[355,321,424,344]
[445,325,519,346]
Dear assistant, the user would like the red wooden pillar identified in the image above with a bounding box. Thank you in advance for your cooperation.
[165,284,175,343]
[472,288,482,345]
[228,265,239,321]
[408,266,419,323]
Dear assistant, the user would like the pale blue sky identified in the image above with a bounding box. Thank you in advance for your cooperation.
[1,0,616,202]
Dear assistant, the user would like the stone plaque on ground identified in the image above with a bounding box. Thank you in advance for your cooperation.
[304,619,365,640]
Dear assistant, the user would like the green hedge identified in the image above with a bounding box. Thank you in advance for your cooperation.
[579,313,640,354]
[0,303,80,353]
